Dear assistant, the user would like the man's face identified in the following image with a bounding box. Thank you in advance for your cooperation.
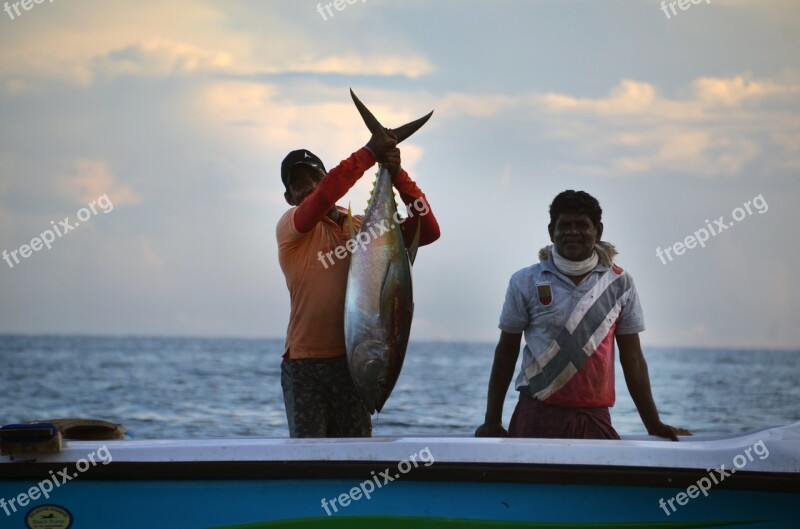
[549,213,603,262]
[284,164,325,206]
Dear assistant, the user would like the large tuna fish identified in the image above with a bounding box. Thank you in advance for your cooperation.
[344,89,433,413]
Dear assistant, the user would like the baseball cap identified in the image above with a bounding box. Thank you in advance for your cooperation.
[281,149,326,189]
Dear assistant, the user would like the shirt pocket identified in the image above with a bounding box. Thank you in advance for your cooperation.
[530,282,558,318]
[529,302,559,337]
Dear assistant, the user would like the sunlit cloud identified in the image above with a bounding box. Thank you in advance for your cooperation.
[692,75,800,106]
[94,38,234,77]
[540,79,662,115]
[287,54,434,78]
[434,75,799,178]
[0,0,434,87]
[59,160,141,206]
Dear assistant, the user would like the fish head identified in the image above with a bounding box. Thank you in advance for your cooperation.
[348,339,392,414]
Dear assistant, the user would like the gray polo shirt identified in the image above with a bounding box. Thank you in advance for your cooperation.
[499,252,645,406]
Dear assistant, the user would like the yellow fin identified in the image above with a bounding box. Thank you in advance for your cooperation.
[346,202,356,239]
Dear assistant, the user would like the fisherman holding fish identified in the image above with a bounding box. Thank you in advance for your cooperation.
[476,190,690,441]
[277,129,440,438]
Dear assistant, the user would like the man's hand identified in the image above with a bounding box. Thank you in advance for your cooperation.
[475,422,508,437]
[366,128,397,161]
[478,331,522,439]
[648,421,692,441]
[618,333,692,442]
[381,147,402,177]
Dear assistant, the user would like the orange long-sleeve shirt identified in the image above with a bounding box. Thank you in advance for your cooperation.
[277,147,439,360]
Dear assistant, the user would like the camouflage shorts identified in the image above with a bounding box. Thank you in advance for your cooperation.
[281,357,372,438]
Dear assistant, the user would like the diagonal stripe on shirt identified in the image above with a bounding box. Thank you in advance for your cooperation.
[528,270,632,399]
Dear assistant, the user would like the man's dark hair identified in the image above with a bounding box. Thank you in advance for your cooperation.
[549,190,602,228]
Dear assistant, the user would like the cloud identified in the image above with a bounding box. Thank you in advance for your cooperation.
[93,39,433,79]
[197,81,430,167]
[692,76,800,106]
[536,77,796,177]
[540,79,663,116]
[93,38,234,78]
[435,75,800,178]
[59,160,141,206]
[194,73,796,195]
[0,1,434,87]
[196,81,352,152]
[0,0,244,86]
[207,82,429,209]
[286,54,434,78]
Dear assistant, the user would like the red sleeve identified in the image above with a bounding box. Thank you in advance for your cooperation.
[293,147,376,233]
[393,169,440,247]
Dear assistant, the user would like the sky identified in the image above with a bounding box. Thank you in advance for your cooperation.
[0,0,798,349]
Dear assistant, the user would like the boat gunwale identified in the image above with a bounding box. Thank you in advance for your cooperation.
[1,459,798,493]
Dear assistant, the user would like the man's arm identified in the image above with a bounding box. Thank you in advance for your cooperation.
[380,147,440,247]
[617,332,691,441]
[294,130,396,233]
[475,331,522,437]
[293,148,376,233]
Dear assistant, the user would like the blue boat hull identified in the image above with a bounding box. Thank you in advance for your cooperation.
[2,425,799,528]
[1,468,797,527]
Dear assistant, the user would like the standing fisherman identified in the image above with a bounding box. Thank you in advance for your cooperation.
[277,130,440,438]
[476,190,690,440]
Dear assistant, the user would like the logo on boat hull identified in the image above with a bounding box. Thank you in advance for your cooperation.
[25,505,72,529]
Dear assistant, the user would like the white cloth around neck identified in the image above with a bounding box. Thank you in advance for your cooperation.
[552,246,599,276]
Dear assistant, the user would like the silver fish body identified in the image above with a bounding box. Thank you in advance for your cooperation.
[344,167,414,414]
[344,88,431,414]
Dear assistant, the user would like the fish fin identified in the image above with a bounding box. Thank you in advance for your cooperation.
[378,259,405,330]
[365,173,378,212]
[350,88,433,143]
[393,110,434,143]
[407,216,422,265]
[379,259,394,309]
[346,202,356,239]
[350,88,384,135]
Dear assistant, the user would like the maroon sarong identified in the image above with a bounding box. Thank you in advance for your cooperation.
[508,393,620,439]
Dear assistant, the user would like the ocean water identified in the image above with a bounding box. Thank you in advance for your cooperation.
[0,335,798,439]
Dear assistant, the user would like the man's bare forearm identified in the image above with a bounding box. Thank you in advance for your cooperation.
[618,333,662,432]
[622,353,661,431]
[484,332,522,425]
